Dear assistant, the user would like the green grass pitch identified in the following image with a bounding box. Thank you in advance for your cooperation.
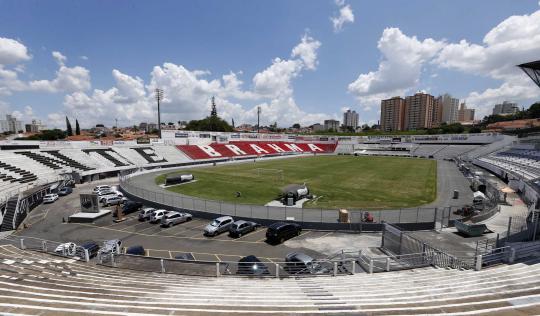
[155,155,437,210]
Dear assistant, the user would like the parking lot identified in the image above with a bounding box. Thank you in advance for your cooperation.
[7,179,383,263]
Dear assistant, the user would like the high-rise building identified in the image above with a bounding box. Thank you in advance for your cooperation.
[380,97,405,132]
[492,101,519,115]
[323,119,340,131]
[0,114,23,133]
[431,97,443,127]
[458,103,475,122]
[342,109,359,130]
[24,119,46,133]
[438,93,459,123]
[404,92,435,130]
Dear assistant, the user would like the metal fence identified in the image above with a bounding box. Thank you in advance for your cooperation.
[119,169,456,225]
[1,234,513,277]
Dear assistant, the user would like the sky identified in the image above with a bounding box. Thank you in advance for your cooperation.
[0,0,539,129]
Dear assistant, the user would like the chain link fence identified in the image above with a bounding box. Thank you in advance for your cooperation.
[120,170,448,226]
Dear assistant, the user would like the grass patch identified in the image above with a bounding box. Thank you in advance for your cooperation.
[155,155,437,209]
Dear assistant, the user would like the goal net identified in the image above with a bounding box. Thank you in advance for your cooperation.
[254,168,284,183]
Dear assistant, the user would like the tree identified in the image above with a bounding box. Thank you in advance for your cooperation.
[65,116,73,136]
[75,119,80,135]
[526,102,540,118]
[231,118,235,129]
[292,123,301,129]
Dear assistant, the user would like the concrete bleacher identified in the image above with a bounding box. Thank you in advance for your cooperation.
[478,148,540,180]
[0,244,539,314]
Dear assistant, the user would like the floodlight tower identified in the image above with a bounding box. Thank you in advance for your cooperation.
[155,88,164,139]
[257,106,261,133]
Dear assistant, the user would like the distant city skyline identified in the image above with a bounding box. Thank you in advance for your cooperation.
[0,1,539,129]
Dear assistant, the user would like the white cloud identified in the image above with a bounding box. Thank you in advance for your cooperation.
[61,34,331,128]
[331,0,355,32]
[291,35,321,70]
[47,112,65,128]
[29,64,90,93]
[349,9,540,118]
[348,27,445,104]
[434,10,540,113]
[52,51,67,66]
[0,37,31,64]
[0,45,91,95]
[24,105,33,117]
[80,55,88,61]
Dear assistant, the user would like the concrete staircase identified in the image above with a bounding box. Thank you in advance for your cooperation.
[0,196,18,232]
[0,244,540,314]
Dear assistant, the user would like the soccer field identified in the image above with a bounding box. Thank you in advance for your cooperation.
[155,155,437,209]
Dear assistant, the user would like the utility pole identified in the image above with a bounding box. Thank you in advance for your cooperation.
[115,118,118,130]
[155,88,164,139]
[257,106,261,133]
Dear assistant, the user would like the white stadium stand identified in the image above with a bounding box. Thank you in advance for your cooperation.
[0,244,539,315]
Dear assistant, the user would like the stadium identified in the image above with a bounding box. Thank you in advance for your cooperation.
[2,113,540,313]
[2,2,540,314]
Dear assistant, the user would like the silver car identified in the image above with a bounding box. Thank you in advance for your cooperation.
[138,207,156,221]
[204,216,234,236]
[149,209,170,223]
[160,211,192,227]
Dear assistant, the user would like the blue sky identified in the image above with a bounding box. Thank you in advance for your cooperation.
[0,0,539,128]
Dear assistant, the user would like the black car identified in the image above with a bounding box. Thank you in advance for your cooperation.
[229,220,259,238]
[237,255,270,275]
[174,253,195,261]
[126,245,145,256]
[58,187,73,196]
[265,222,302,244]
[121,201,143,215]
[78,241,100,258]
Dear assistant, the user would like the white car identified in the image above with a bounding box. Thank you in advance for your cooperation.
[149,209,170,223]
[93,185,111,193]
[101,195,123,206]
[43,193,59,203]
[55,242,77,256]
[98,191,124,203]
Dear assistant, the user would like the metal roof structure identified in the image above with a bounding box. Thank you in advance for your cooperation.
[518,60,540,89]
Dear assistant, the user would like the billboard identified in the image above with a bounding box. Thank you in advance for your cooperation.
[136,137,150,144]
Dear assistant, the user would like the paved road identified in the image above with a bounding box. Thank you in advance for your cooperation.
[6,179,381,262]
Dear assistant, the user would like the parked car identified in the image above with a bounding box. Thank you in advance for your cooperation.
[229,220,259,238]
[43,193,59,203]
[78,241,100,259]
[54,242,77,256]
[98,239,122,255]
[175,253,195,261]
[160,211,192,227]
[237,255,270,275]
[57,187,73,196]
[101,195,123,207]
[98,191,123,203]
[265,222,302,244]
[204,216,234,236]
[284,252,329,275]
[93,185,111,192]
[149,209,170,223]
[96,189,115,197]
[121,201,143,215]
[126,245,145,256]
[138,208,156,221]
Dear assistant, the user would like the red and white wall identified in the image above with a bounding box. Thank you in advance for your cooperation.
[177,141,337,160]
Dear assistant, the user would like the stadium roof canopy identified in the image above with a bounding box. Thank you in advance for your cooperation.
[518,60,540,89]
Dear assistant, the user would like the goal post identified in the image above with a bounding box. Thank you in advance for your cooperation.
[254,168,284,183]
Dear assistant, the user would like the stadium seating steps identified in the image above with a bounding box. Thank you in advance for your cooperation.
[0,244,539,315]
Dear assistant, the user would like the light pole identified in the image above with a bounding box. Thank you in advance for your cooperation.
[155,88,164,139]
[257,106,261,133]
